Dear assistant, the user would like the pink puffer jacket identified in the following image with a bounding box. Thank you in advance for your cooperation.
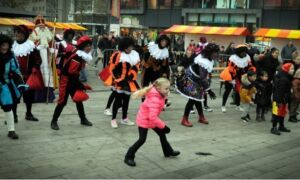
[136,87,166,129]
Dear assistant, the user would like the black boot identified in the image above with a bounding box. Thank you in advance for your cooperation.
[25,113,39,121]
[246,114,251,120]
[7,131,19,139]
[288,116,298,123]
[51,121,60,130]
[270,127,281,135]
[124,158,136,167]
[165,150,180,157]
[81,118,93,126]
[278,126,291,133]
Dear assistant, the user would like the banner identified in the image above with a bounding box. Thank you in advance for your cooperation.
[111,0,120,19]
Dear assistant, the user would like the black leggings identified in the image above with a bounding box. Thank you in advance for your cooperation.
[183,99,203,118]
[52,86,86,122]
[106,90,117,109]
[112,92,130,119]
[256,104,266,115]
[125,127,173,159]
[222,81,240,106]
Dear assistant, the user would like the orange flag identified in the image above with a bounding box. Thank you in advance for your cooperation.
[111,0,120,19]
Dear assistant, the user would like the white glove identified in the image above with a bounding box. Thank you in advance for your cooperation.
[49,48,55,54]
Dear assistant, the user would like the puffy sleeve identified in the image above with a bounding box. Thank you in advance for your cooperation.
[11,56,21,75]
[145,95,166,129]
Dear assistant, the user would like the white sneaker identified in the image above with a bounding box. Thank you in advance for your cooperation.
[120,118,135,126]
[204,106,213,112]
[235,106,244,112]
[104,109,112,116]
[111,119,118,128]
[221,106,226,113]
[190,110,196,114]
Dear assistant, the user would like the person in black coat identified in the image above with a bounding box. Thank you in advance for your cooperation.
[97,33,114,68]
[254,71,271,121]
[255,48,280,109]
[271,63,294,135]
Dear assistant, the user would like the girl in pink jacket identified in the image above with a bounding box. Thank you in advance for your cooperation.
[124,77,180,167]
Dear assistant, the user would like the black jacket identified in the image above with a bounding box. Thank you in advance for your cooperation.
[272,70,293,104]
[256,54,279,82]
[254,78,271,106]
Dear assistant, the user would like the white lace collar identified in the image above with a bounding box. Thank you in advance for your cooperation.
[12,39,35,57]
[120,50,140,66]
[60,40,77,48]
[148,41,169,60]
[229,54,251,68]
[76,50,93,62]
[194,54,214,73]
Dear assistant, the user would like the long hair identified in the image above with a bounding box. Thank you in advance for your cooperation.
[132,77,170,99]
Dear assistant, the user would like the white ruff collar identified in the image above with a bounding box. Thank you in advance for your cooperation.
[76,50,92,62]
[120,50,140,66]
[148,42,169,60]
[12,39,35,57]
[60,40,77,48]
[194,54,214,73]
[229,54,251,68]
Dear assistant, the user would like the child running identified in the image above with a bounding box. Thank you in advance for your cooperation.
[124,78,180,167]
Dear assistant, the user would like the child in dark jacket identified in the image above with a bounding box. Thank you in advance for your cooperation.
[254,71,271,121]
[271,63,294,135]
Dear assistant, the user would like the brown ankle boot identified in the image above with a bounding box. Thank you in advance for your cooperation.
[198,114,209,124]
[181,116,193,127]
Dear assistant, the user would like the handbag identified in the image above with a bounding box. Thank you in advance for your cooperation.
[72,90,89,102]
[219,66,232,81]
[98,66,111,82]
[26,68,44,90]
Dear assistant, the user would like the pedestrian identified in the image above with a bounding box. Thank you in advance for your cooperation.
[50,35,93,130]
[254,71,271,121]
[240,70,257,122]
[288,68,300,123]
[220,44,254,113]
[177,43,218,127]
[124,78,180,167]
[281,40,297,61]
[271,63,294,135]
[110,37,140,128]
[12,25,41,122]
[97,33,113,68]
[0,34,27,139]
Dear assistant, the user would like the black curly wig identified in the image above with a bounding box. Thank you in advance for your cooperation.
[201,43,220,60]
[0,34,14,75]
[234,45,248,58]
[118,37,135,52]
[155,35,170,49]
[63,29,75,40]
[13,25,30,42]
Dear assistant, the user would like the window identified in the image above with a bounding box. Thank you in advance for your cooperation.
[147,0,171,9]
[121,0,141,9]
[264,0,281,8]
[231,0,246,9]
[216,0,230,8]
[200,14,213,22]
[281,0,300,9]
[214,14,228,23]
[174,0,184,8]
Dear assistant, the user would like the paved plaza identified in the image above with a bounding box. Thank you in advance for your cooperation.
[0,67,300,179]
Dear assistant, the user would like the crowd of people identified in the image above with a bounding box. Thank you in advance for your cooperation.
[1,16,300,167]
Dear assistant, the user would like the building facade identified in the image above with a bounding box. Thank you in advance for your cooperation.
[120,0,300,30]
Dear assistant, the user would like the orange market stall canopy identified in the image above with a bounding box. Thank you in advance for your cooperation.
[254,28,300,50]
[164,25,250,49]
[0,17,35,27]
[45,22,87,31]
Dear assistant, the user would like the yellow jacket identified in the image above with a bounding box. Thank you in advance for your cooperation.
[240,74,256,103]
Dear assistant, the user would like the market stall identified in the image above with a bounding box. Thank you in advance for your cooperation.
[254,28,300,50]
[164,25,250,49]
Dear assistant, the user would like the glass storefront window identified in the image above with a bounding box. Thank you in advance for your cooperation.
[216,0,230,8]
[231,0,246,9]
[147,0,171,9]
[203,0,217,8]
[121,0,141,10]
[214,14,229,23]
[174,0,184,8]
[281,0,300,9]
[200,14,213,22]
[182,0,203,8]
